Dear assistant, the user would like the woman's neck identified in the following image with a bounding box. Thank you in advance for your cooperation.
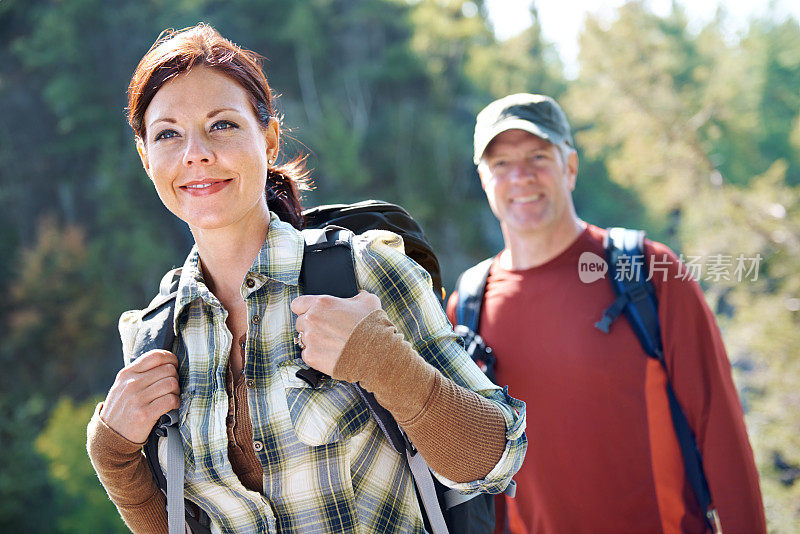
[191,209,271,307]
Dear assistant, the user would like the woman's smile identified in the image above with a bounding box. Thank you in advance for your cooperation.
[180,177,234,196]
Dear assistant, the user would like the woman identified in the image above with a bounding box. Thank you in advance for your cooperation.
[87,24,526,533]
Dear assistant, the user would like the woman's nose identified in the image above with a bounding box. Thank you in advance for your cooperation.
[182,134,215,166]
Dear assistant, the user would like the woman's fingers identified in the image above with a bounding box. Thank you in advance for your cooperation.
[144,373,180,400]
[291,290,382,376]
[146,392,181,420]
[100,350,181,444]
[127,349,178,373]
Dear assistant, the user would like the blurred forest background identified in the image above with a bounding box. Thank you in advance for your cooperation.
[0,0,798,531]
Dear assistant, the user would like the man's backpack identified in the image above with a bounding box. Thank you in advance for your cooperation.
[453,227,719,532]
[131,200,501,534]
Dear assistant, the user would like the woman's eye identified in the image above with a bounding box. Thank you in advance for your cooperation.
[210,120,238,131]
[154,129,179,141]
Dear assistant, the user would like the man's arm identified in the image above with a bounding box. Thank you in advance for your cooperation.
[652,242,766,533]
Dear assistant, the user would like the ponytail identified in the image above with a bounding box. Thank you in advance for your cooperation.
[266,156,312,229]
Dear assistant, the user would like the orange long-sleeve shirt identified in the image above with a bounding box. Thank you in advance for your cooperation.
[447,224,765,534]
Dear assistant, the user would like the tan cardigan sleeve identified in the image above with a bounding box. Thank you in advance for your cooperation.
[332,309,506,483]
[86,403,169,534]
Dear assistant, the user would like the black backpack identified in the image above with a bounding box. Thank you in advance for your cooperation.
[453,227,719,532]
[132,200,498,534]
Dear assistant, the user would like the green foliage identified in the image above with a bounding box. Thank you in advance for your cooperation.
[682,163,800,529]
[35,397,127,533]
[749,18,800,185]
[3,218,114,399]
[0,395,55,532]
[1,0,798,530]
[565,2,716,227]
[466,7,565,100]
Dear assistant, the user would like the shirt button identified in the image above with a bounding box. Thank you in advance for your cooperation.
[246,379,256,389]
[253,440,264,452]
[245,277,255,288]
[251,314,260,324]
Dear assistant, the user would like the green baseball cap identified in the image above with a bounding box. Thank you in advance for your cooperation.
[473,93,574,165]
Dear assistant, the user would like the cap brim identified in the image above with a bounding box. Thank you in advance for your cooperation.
[474,118,565,165]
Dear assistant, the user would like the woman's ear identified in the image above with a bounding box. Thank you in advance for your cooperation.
[264,117,280,163]
[136,137,153,181]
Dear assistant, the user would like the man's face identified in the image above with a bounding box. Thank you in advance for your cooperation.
[478,129,578,241]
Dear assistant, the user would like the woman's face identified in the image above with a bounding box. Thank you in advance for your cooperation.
[137,65,278,234]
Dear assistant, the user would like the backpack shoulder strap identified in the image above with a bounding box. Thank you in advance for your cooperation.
[295,227,360,390]
[131,268,181,362]
[454,257,493,332]
[302,200,444,304]
[300,226,450,534]
[133,267,211,534]
[300,227,359,298]
[595,228,663,359]
[299,227,409,449]
[596,228,716,530]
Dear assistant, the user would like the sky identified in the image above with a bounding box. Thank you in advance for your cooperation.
[485,0,800,78]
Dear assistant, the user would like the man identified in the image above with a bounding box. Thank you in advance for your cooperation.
[446,94,766,533]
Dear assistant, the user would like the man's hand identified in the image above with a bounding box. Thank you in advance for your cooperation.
[99,350,180,444]
[290,290,382,377]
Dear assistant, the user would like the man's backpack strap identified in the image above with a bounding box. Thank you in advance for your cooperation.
[300,227,451,534]
[454,258,493,332]
[132,268,211,534]
[597,227,717,532]
[453,258,498,383]
[595,229,662,358]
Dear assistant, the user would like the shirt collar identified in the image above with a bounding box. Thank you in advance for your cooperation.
[249,211,305,287]
[173,212,304,325]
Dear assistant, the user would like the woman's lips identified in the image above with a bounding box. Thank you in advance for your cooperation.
[180,179,232,196]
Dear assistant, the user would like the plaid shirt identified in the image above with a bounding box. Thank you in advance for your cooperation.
[119,212,526,533]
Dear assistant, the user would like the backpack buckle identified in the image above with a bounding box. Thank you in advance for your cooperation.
[626,283,649,303]
[594,314,614,333]
[295,368,329,389]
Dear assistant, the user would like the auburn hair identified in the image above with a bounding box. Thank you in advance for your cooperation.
[127,24,309,228]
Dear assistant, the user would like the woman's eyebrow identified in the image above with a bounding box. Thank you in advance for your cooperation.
[148,108,241,129]
[149,117,177,128]
[207,107,240,118]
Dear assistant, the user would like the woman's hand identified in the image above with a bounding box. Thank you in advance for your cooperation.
[99,350,180,444]
[290,290,382,377]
